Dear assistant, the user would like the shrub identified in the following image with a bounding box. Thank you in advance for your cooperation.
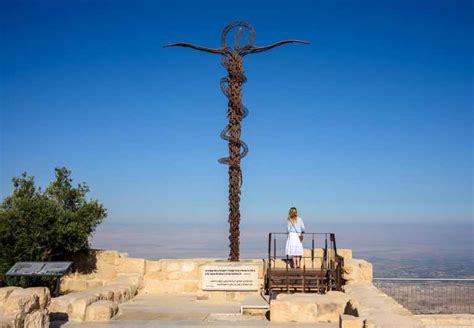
[0,167,107,287]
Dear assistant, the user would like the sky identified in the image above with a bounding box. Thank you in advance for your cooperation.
[1,0,472,227]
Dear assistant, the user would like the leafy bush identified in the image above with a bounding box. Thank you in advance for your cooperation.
[0,167,107,287]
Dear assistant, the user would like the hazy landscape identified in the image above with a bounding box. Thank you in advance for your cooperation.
[92,221,473,279]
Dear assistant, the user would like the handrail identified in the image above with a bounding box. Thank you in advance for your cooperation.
[268,232,336,235]
[265,231,344,293]
[373,278,474,281]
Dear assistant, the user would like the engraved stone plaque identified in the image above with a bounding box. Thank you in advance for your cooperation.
[201,265,258,291]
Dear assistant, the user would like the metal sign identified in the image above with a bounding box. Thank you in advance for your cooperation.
[6,261,72,277]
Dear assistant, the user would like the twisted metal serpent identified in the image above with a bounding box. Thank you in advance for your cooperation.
[164,21,308,261]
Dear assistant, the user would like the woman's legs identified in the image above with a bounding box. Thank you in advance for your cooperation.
[294,256,300,269]
[292,256,297,269]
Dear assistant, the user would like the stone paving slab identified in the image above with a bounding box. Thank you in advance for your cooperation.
[56,294,337,327]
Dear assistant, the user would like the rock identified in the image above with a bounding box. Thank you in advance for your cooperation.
[271,291,349,323]
[3,288,40,317]
[343,259,373,284]
[271,298,318,322]
[0,316,15,328]
[84,300,118,321]
[68,293,99,321]
[0,287,18,305]
[49,294,73,320]
[24,310,49,328]
[340,314,364,328]
[27,287,51,310]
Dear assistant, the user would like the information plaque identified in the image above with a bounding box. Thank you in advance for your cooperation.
[201,265,258,291]
[6,262,72,277]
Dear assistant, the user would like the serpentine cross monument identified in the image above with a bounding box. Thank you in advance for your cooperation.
[164,21,308,261]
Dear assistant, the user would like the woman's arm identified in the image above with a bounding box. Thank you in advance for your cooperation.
[300,217,306,233]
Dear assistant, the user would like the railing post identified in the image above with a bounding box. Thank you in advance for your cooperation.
[268,233,271,262]
[302,264,306,293]
[273,237,276,266]
[286,255,289,293]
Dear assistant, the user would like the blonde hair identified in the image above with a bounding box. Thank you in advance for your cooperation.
[288,207,298,222]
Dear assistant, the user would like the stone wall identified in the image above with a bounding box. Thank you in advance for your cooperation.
[60,250,265,304]
[60,248,371,300]
[0,287,50,328]
[144,259,264,302]
[60,250,145,293]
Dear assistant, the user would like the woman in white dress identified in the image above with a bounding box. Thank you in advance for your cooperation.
[285,207,305,269]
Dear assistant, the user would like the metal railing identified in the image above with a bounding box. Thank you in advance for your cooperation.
[373,278,474,314]
[265,232,344,294]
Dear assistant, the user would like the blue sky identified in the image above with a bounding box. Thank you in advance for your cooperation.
[1,0,472,225]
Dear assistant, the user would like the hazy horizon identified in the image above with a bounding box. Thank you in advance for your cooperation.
[91,220,473,279]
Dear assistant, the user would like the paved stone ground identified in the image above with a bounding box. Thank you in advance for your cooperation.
[56,294,338,327]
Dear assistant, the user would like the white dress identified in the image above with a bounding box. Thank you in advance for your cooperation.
[285,216,306,257]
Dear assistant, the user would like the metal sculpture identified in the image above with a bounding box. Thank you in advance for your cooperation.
[164,21,308,261]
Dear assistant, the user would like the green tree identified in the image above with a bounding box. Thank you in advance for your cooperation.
[0,167,107,287]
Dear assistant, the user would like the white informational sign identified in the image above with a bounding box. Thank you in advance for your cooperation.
[201,265,258,291]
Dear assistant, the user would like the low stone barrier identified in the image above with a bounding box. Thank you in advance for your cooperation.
[271,291,350,323]
[0,287,50,328]
[50,273,141,322]
[144,259,264,302]
[60,250,145,293]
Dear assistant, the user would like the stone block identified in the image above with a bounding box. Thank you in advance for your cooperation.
[84,300,118,321]
[3,288,40,317]
[95,261,117,280]
[181,261,196,272]
[166,271,182,280]
[337,249,353,260]
[95,250,122,265]
[0,287,18,305]
[68,293,99,321]
[116,257,145,275]
[26,287,50,310]
[24,310,49,328]
[145,260,162,273]
[271,298,318,322]
[163,261,180,272]
[49,295,73,317]
[340,314,364,328]
[272,291,349,323]
[343,259,373,284]
[65,279,88,292]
